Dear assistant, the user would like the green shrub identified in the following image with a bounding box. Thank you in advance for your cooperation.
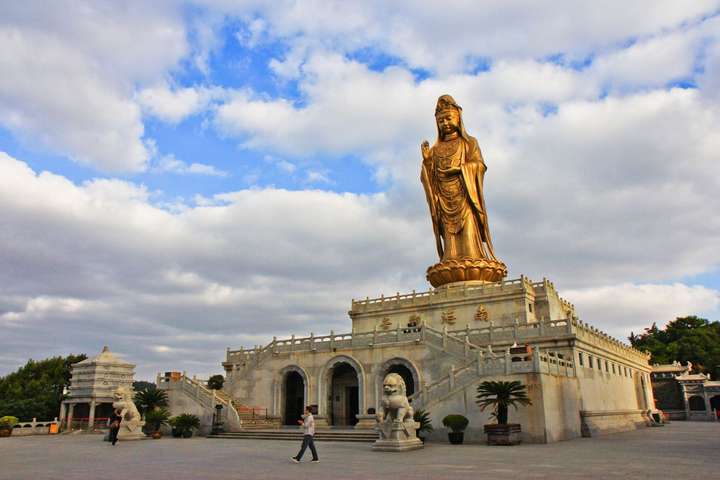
[169,413,200,437]
[0,416,19,428]
[144,408,170,432]
[413,409,433,435]
[442,414,469,432]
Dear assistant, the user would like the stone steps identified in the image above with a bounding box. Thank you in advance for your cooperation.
[208,429,378,443]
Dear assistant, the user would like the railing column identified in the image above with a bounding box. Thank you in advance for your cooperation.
[504,350,512,375]
[488,321,494,343]
[330,330,335,350]
[532,346,541,371]
[373,326,377,345]
[477,351,484,376]
[566,317,574,334]
[310,332,316,351]
[290,335,295,353]
[272,336,278,354]
[539,319,545,337]
[442,325,448,349]
[449,365,455,390]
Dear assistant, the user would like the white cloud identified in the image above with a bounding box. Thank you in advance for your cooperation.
[137,85,228,124]
[0,1,188,172]
[565,283,720,341]
[153,154,228,177]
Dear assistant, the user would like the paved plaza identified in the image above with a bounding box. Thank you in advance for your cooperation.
[1,423,718,480]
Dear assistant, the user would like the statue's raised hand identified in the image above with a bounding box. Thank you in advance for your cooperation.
[421,140,431,164]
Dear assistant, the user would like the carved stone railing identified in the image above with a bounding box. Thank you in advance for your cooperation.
[350,277,533,313]
[409,348,575,409]
[10,418,59,436]
[157,373,241,429]
[225,316,647,370]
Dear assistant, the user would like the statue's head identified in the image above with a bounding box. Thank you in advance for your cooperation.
[435,94,466,141]
[113,386,130,401]
[383,373,406,397]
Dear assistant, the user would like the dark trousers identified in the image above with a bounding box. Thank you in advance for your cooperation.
[109,427,119,445]
[295,434,318,460]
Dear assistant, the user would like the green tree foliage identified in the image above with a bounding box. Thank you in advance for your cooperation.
[476,380,531,425]
[134,386,168,416]
[0,354,87,421]
[629,316,720,376]
[207,374,224,390]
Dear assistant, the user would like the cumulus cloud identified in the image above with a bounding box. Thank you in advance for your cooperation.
[0,1,188,172]
[565,283,720,341]
[0,153,428,377]
[153,154,228,177]
[2,1,720,379]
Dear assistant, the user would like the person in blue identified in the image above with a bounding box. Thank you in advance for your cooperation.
[290,406,319,463]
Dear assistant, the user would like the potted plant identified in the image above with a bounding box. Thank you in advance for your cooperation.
[413,409,433,443]
[0,416,18,437]
[144,408,171,439]
[170,413,200,438]
[442,414,468,444]
[476,380,531,445]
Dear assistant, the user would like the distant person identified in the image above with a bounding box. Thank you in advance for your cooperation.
[290,406,319,463]
[108,408,122,446]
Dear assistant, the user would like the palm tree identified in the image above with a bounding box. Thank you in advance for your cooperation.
[134,388,168,415]
[475,380,531,424]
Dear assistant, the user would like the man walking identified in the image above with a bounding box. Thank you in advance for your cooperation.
[291,406,319,463]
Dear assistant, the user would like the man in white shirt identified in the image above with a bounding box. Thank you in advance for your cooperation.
[291,406,319,463]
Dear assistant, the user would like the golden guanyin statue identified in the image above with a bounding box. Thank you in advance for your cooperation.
[421,94,507,287]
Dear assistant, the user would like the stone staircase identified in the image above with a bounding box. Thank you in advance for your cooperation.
[208,428,378,443]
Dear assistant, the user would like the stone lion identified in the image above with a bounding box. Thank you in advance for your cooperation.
[378,373,414,425]
[112,386,144,435]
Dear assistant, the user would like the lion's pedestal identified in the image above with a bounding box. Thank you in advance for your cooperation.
[372,373,424,452]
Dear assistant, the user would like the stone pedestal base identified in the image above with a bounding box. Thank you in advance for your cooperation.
[355,414,377,430]
[427,258,507,288]
[117,429,147,441]
[373,420,424,452]
[313,416,329,428]
[372,437,424,451]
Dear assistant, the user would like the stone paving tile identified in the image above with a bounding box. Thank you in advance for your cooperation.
[1,423,718,480]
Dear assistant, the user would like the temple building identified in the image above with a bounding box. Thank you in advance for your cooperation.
[60,346,135,431]
[163,95,661,443]
[651,362,720,421]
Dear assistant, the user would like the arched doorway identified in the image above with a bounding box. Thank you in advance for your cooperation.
[283,371,305,425]
[710,395,720,419]
[688,395,706,411]
[329,362,359,427]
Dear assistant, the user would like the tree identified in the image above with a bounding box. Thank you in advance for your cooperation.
[134,387,168,416]
[207,375,224,390]
[629,316,720,377]
[0,354,87,421]
[476,380,531,424]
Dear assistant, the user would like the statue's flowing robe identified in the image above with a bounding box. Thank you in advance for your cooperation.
[421,134,498,262]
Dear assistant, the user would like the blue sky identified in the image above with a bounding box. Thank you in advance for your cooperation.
[1,1,719,378]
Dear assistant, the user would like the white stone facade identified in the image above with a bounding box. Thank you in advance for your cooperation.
[222,277,657,443]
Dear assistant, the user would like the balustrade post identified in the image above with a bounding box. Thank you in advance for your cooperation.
[477,351,484,376]
[566,317,574,334]
[310,332,315,351]
[373,325,378,345]
[488,321,494,343]
[442,325,448,349]
[272,336,278,354]
[513,318,519,341]
[290,334,295,353]
[539,318,545,337]
[464,336,470,358]
[330,330,335,350]
[532,346,541,371]
[505,350,512,374]
[449,365,455,390]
